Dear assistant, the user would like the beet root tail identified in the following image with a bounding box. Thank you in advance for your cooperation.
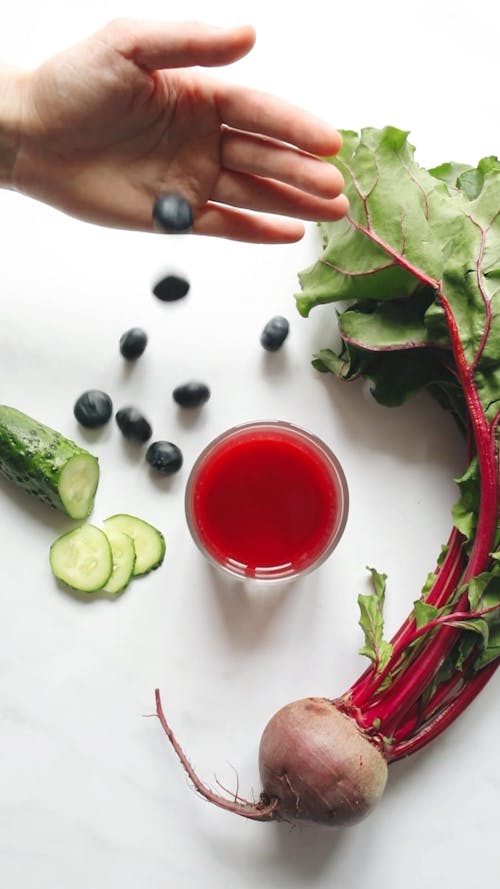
[154,689,279,822]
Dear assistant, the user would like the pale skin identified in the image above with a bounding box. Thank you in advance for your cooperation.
[0,18,348,242]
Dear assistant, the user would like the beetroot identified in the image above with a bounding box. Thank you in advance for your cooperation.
[258,698,388,825]
[155,692,387,825]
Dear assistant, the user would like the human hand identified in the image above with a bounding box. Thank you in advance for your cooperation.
[7,19,347,242]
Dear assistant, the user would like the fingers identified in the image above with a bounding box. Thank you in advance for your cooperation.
[104,18,256,70]
[192,167,349,239]
[221,129,344,199]
[211,168,348,224]
[215,83,343,158]
[105,20,342,158]
[192,203,307,243]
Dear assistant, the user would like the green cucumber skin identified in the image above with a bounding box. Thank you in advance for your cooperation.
[0,405,99,516]
[104,514,166,575]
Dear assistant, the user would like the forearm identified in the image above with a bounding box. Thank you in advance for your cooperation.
[0,65,27,189]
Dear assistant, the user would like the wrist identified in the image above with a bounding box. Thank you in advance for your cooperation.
[0,65,28,190]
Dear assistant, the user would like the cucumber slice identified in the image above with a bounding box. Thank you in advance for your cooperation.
[103,514,165,576]
[102,528,136,595]
[58,454,100,519]
[0,405,99,519]
[50,524,112,592]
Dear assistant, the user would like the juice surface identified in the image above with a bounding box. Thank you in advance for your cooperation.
[189,426,340,577]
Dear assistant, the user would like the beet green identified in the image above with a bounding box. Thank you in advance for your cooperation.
[298,126,500,757]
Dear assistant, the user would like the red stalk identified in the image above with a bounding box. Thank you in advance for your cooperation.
[364,290,498,738]
[340,221,500,751]
[348,526,466,709]
[387,659,498,760]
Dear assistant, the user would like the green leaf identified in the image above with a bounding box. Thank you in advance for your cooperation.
[297,126,456,312]
[311,344,363,381]
[446,617,490,646]
[437,543,449,566]
[298,127,500,415]
[451,457,480,541]
[465,571,495,610]
[338,287,435,351]
[358,567,393,674]
[423,301,451,348]
[366,350,454,407]
[420,572,437,598]
[431,156,500,201]
[438,567,500,675]
[313,337,466,426]
[428,161,472,188]
[457,156,500,200]
[475,625,500,668]
[459,569,500,668]
[413,600,441,630]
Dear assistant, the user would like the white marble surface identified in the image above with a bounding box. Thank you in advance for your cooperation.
[1,2,499,887]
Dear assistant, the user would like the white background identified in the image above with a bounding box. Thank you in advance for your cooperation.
[0,2,498,887]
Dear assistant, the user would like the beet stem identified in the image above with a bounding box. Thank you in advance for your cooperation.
[349,526,466,709]
[387,660,498,760]
[340,229,500,751]
[367,291,499,738]
[392,648,478,743]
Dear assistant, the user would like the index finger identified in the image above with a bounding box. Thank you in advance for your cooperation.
[214,83,343,158]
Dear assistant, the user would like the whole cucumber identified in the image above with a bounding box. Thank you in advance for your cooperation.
[0,405,99,519]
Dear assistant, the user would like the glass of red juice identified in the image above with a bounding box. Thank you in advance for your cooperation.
[185,421,349,582]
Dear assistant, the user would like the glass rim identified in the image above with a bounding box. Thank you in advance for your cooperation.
[184,420,349,582]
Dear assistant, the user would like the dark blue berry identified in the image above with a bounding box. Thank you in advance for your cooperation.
[119,327,148,360]
[153,193,193,234]
[146,441,183,476]
[115,407,152,443]
[172,381,210,408]
[74,390,113,428]
[260,316,290,351]
[152,274,190,302]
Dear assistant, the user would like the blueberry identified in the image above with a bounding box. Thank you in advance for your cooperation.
[260,316,290,351]
[146,441,183,476]
[119,327,148,360]
[152,193,193,234]
[74,390,113,428]
[115,407,152,443]
[152,274,190,302]
[172,381,210,408]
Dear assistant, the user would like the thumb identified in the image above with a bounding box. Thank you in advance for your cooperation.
[105,18,256,70]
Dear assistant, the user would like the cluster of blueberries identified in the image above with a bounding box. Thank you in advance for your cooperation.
[73,194,290,477]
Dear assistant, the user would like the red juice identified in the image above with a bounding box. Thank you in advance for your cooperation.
[185,422,348,580]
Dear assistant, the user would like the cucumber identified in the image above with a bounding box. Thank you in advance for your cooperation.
[49,524,112,592]
[102,528,136,595]
[49,514,164,594]
[103,514,165,575]
[0,405,99,519]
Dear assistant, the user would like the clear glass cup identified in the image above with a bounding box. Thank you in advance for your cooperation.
[185,421,349,583]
